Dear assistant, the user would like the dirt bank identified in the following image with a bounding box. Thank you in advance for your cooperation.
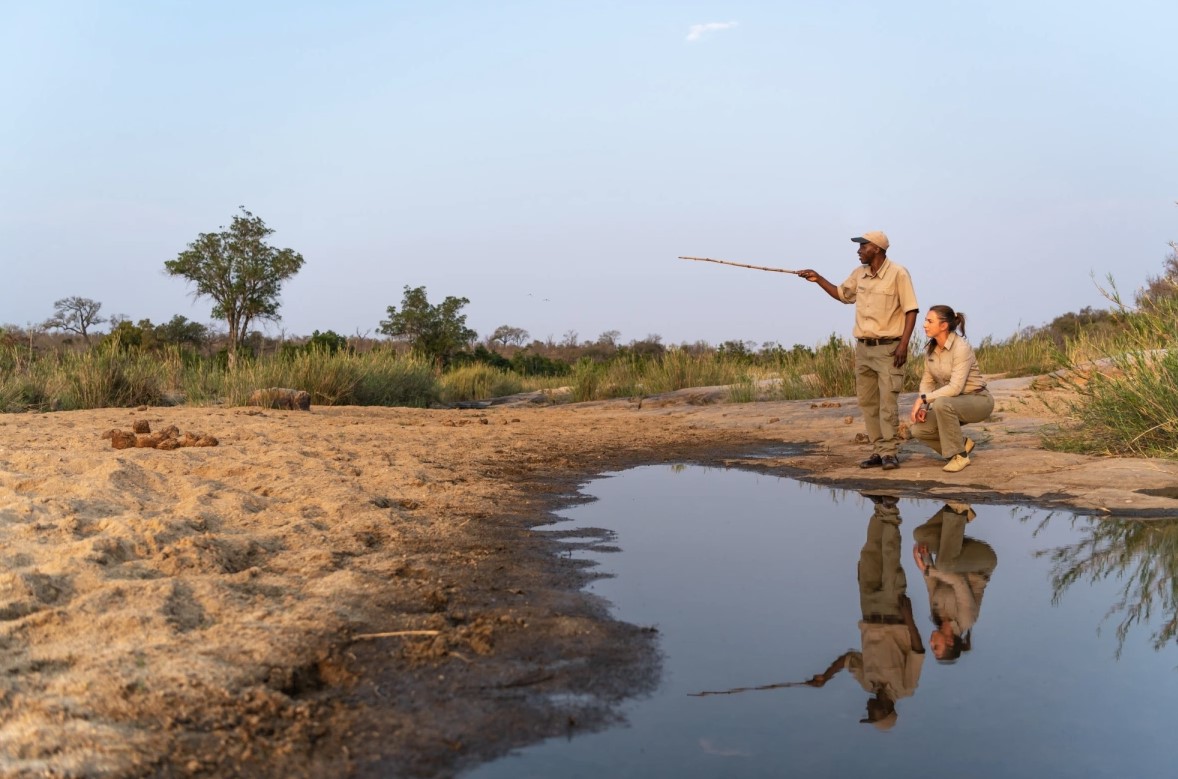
[1,375,1175,777]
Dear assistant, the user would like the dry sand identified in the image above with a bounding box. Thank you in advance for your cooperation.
[1,375,1176,777]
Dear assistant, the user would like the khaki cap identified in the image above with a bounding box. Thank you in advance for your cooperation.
[852,231,890,251]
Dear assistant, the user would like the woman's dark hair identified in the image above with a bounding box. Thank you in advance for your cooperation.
[931,612,971,663]
[926,305,968,355]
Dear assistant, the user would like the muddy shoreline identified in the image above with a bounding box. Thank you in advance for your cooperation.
[2,376,1177,777]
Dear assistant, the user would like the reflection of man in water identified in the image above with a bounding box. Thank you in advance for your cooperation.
[912,502,998,663]
[805,494,925,730]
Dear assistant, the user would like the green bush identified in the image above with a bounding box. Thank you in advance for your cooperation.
[511,352,571,377]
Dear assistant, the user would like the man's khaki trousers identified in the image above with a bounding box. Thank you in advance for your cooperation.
[855,341,905,457]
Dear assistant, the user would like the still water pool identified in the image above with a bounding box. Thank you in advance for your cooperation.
[467,465,1178,779]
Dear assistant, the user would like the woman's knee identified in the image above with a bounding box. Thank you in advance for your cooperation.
[931,397,962,419]
[910,420,935,438]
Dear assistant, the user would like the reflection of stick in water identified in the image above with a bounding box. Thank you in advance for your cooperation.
[689,651,854,697]
[688,679,818,697]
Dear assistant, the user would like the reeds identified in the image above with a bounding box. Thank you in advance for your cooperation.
[975,334,1063,377]
[4,297,1175,459]
[0,345,440,410]
[439,365,523,403]
[1043,287,1178,457]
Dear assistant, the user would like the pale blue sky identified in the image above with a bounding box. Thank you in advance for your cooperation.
[2,1,1175,348]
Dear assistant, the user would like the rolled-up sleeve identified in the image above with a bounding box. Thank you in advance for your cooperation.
[838,270,859,304]
[895,266,918,313]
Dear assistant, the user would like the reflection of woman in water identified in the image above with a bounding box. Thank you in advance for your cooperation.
[912,502,998,663]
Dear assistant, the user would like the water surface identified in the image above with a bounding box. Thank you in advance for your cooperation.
[468,465,1178,778]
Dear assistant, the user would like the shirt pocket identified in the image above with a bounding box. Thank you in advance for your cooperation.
[861,282,899,323]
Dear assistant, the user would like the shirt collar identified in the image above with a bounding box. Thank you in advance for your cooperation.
[860,258,892,279]
[937,332,959,353]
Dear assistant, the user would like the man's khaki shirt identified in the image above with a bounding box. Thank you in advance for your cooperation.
[846,624,924,700]
[837,258,919,340]
[919,332,987,400]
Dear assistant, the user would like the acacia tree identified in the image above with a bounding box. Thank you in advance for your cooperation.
[379,285,476,366]
[43,296,106,344]
[164,207,304,369]
[489,324,530,348]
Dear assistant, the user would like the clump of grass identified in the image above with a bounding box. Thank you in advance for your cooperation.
[806,338,859,398]
[571,351,757,402]
[1045,347,1178,457]
[351,353,438,407]
[47,347,165,410]
[222,349,440,407]
[975,334,1065,377]
[439,364,523,403]
[727,376,759,403]
[1043,289,1178,457]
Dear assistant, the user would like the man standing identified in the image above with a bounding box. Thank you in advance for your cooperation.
[798,231,918,470]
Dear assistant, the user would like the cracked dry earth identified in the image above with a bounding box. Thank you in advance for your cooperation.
[1,373,1176,778]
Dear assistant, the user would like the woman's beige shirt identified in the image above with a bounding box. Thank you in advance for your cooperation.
[919,333,986,400]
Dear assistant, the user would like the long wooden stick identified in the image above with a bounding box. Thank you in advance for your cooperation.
[678,256,801,275]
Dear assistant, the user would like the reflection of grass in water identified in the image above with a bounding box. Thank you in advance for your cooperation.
[1034,514,1178,657]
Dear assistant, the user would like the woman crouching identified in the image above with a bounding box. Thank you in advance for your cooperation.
[910,305,994,473]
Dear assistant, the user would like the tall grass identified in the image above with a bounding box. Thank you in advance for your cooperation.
[7,301,1173,436]
[439,365,523,403]
[222,349,439,407]
[975,334,1064,377]
[0,345,441,411]
[0,345,165,411]
[571,351,754,402]
[1043,289,1178,457]
[770,338,860,400]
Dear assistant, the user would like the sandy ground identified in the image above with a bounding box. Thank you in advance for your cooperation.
[1,375,1177,778]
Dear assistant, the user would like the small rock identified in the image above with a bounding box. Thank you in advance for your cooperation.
[132,420,151,434]
[110,430,136,449]
[843,416,854,425]
[248,387,311,411]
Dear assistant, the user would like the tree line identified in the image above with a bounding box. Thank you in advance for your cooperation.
[18,206,1178,373]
